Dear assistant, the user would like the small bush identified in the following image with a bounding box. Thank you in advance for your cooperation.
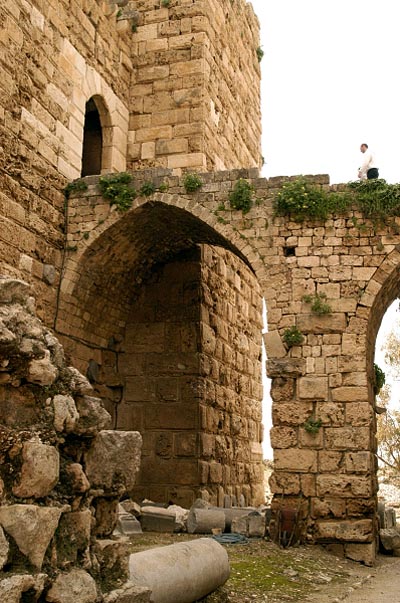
[374,363,385,395]
[302,292,331,315]
[256,47,264,62]
[282,326,304,347]
[304,417,322,435]
[140,181,156,197]
[99,172,136,212]
[274,177,350,222]
[64,180,88,199]
[183,173,203,193]
[229,179,254,214]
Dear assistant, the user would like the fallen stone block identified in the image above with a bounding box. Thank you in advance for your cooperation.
[129,538,230,603]
[231,511,265,538]
[379,527,400,552]
[186,508,226,534]
[140,509,175,533]
[116,506,142,535]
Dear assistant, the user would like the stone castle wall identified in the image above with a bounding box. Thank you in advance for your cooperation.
[0,0,261,327]
[58,168,400,564]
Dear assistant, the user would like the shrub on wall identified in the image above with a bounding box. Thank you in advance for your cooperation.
[98,173,136,211]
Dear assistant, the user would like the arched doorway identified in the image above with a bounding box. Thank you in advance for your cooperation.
[56,201,265,508]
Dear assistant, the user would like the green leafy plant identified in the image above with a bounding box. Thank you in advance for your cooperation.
[282,326,304,347]
[348,178,400,224]
[98,172,136,212]
[161,0,170,6]
[158,182,169,192]
[140,181,156,197]
[304,417,322,435]
[183,173,203,193]
[374,363,386,395]
[302,292,331,315]
[229,179,254,214]
[256,47,264,62]
[274,177,350,222]
[64,180,88,199]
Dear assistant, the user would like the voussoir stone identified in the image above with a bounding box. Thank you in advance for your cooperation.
[12,439,60,498]
[0,504,63,569]
[46,569,97,603]
[84,430,142,491]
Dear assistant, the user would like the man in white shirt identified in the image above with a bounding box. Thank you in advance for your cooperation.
[358,143,379,180]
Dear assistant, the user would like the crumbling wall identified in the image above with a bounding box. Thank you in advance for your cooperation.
[0,278,143,600]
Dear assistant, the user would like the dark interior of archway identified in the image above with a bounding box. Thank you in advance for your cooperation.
[74,201,252,343]
[81,99,102,177]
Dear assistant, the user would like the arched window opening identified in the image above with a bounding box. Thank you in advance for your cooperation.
[81,98,103,176]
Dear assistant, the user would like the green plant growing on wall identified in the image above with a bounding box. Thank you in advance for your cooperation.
[304,417,322,435]
[183,173,203,193]
[256,47,264,62]
[229,179,254,214]
[348,178,400,224]
[302,292,331,315]
[161,0,170,6]
[140,181,156,197]
[374,363,386,395]
[64,180,88,199]
[98,172,136,212]
[158,182,169,192]
[282,326,304,347]
[274,177,350,222]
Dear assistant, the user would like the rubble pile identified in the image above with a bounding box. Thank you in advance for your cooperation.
[0,279,144,602]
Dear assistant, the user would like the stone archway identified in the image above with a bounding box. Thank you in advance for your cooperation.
[56,198,265,508]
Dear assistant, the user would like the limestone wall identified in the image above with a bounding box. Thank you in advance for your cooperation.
[0,0,261,326]
[57,168,400,564]
[128,0,261,172]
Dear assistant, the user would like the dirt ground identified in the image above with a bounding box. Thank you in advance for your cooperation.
[127,533,400,603]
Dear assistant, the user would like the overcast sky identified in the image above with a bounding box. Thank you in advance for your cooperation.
[249,0,400,185]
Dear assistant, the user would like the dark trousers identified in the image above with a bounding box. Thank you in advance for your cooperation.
[367,168,379,179]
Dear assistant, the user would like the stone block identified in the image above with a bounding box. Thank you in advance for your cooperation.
[46,569,97,603]
[84,430,142,491]
[140,510,176,533]
[263,330,286,358]
[315,519,373,542]
[274,449,317,473]
[12,440,59,499]
[297,313,346,334]
[0,504,62,569]
[298,376,328,399]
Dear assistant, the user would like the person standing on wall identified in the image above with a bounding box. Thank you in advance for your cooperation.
[358,143,379,180]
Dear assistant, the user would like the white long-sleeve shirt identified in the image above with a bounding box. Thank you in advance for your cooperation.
[358,149,377,179]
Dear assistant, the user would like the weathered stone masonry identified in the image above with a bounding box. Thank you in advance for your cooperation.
[60,169,400,565]
[1,0,399,583]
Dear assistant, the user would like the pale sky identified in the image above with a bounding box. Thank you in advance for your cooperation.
[250,0,400,185]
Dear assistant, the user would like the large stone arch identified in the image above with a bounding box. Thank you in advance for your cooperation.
[57,177,267,507]
[58,168,400,562]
